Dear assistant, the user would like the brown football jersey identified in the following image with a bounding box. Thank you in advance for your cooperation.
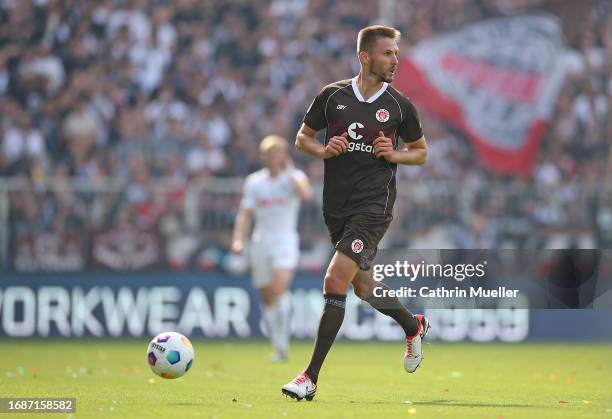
[304,77,423,217]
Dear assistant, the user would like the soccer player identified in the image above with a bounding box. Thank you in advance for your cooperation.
[281,25,429,401]
[232,135,312,362]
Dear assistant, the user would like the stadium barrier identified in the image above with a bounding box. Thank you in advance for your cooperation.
[0,177,604,271]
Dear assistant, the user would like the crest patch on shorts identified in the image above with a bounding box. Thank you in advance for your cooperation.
[351,239,364,254]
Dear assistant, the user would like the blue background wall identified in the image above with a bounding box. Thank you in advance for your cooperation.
[1,273,610,341]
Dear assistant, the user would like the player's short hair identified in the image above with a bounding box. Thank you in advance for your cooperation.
[259,135,288,153]
[357,25,401,53]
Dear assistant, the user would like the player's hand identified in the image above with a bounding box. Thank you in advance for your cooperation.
[231,240,244,255]
[373,131,394,160]
[322,132,348,158]
[283,157,302,188]
[282,155,295,171]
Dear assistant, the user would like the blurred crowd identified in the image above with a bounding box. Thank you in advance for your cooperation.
[0,0,611,270]
[393,0,612,250]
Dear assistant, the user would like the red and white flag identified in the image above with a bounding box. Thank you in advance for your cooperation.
[395,14,567,176]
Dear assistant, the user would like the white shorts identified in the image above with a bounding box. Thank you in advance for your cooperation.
[250,236,299,289]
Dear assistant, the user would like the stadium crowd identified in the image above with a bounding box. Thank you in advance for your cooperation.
[0,0,611,270]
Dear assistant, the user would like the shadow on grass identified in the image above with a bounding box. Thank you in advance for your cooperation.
[414,400,543,408]
[337,399,544,408]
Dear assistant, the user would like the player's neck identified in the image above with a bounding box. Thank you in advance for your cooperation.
[356,72,384,101]
[267,167,281,177]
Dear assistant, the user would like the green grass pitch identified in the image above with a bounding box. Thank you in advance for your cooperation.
[1,340,610,418]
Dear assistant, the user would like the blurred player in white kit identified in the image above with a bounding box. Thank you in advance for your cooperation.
[232,135,313,361]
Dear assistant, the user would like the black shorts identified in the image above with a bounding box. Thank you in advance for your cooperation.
[324,213,392,271]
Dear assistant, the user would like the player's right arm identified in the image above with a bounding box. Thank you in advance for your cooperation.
[295,124,348,159]
[231,205,252,255]
[231,176,256,255]
[296,85,349,159]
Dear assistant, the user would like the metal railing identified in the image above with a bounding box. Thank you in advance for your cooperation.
[0,176,607,271]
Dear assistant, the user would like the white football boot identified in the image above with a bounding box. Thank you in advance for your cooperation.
[404,314,430,373]
[281,372,317,401]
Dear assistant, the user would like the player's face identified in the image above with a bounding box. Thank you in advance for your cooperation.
[261,147,287,171]
[367,37,399,83]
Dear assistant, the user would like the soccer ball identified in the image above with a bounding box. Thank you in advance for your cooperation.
[147,332,195,379]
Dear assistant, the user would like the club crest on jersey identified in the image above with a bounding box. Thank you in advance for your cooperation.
[376,109,390,122]
[351,239,364,254]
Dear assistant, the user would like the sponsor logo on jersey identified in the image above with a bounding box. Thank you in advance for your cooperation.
[345,122,375,154]
[336,104,347,110]
[257,197,289,207]
[348,122,364,140]
[351,239,364,254]
[376,109,390,122]
[347,142,374,153]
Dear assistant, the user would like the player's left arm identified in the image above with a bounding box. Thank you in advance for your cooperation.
[290,172,314,202]
[374,134,428,165]
[283,157,314,202]
[373,97,427,165]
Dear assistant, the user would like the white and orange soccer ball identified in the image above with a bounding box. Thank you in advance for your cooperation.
[147,332,195,379]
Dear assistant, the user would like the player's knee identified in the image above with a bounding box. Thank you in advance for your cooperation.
[270,286,287,302]
[324,272,349,294]
[270,272,291,295]
[259,287,275,305]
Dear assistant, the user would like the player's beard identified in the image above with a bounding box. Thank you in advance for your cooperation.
[369,59,393,83]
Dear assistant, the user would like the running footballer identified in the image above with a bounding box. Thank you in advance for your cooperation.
[282,25,430,401]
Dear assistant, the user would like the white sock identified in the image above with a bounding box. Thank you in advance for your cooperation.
[275,292,292,355]
[261,301,281,352]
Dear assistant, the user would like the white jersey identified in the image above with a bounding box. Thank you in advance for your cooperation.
[240,168,307,243]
